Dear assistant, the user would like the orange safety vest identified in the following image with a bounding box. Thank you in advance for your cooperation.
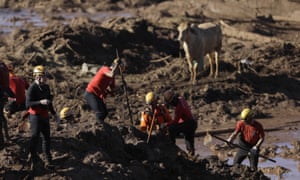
[140,104,172,132]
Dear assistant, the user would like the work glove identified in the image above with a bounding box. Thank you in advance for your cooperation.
[226,137,234,148]
[144,107,153,116]
[8,97,16,102]
[113,58,121,65]
[40,99,51,105]
[250,146,258,155]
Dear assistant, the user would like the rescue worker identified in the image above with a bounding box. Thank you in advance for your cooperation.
[162,89,197,156]
[0,62,14,146]
[84,58,123,125]
[4,64,29,115]
[26,65,60,168]
[140,92,172,135]
[226,108,265,171]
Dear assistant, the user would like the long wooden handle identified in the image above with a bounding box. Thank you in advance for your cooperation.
[146,114,156,143]
[211,134,276,163]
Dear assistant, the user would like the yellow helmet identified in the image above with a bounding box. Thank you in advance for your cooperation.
[164,90,175,104]
[60,107,73,119]
[33,65,45,76]
[145,92,156,104]
[240,108,252,120]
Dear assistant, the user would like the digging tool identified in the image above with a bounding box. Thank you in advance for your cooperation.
[116,49,133,125]
[146,114,156,144]
[211,133,276,163]
[203,131,213,146]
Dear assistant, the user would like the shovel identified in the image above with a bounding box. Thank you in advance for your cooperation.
[146,114,156,143]
[116,49,134,125]
[203,131,213,146]
[210,133,276,163]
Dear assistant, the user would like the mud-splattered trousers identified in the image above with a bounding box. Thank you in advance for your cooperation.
[168,119,197,154]
[234,137,259,171]
[84,91,108,123]
[29,115,51,162]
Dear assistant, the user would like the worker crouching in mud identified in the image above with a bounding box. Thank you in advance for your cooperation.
[162,89,197,156]
[140,92,172,137]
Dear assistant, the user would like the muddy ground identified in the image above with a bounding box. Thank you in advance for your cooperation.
[1,0,300,179]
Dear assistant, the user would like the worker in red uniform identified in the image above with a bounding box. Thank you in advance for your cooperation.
[84,58,124,125]
[226,108,265,171]
[4,64,29,115]
[163,89,197,156]
[140,91,172,135]
[26,65,60,169]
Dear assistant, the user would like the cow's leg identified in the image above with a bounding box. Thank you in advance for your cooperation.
[186,57,194,84]
[192,60,198,85]
[207,53,214,77]
[214,51,219,78]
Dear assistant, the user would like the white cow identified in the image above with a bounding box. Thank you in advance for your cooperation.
[177,22,222,84]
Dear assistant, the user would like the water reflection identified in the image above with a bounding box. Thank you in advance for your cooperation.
[0,8,133,34]
[0,8,46,33]
[177,138,300,180]
[260,157,299,180]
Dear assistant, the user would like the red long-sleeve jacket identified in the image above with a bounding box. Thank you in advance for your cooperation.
[167,97,194,126]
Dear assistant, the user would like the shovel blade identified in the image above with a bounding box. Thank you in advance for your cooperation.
[203,131,212,146]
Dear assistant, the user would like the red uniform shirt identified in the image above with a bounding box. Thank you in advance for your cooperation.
[167,97,194,126]
[235,120,265,145]
[86,66,115,100]
[9,74,29,104]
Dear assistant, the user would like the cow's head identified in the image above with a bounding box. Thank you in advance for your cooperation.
[177,22,190,42]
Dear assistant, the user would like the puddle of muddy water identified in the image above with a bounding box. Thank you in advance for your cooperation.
[0,8,133,34]
[0,8,46,33]
[177,138,300,180]
[225,155,300,180]
[259,157,300,180]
